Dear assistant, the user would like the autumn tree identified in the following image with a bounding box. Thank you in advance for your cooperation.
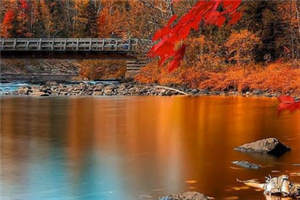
[73,0,90,37]
[49,1,68,37]
[236,0,288,61]
[39,0,54,37]
[185,36,225,70]
[225,30,261,65]
[30,0,46,37]
[276,1,300,60]
[14,0,32,37]
[86,0,99,37]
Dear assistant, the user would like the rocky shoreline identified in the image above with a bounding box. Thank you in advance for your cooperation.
[1,81,294,97]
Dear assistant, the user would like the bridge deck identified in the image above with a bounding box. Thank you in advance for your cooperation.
[0,38,138,52]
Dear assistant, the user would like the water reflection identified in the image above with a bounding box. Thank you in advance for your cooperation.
[1,96,300,200]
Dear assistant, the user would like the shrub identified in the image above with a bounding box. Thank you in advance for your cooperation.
[136,60,300,96]
[79,60,126,80]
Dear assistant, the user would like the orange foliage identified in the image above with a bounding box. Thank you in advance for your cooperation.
[136,60,300,96]
[185,36,225,70]
[135,61,210,88]
[79,60,127,80]
[97,0,171,39]
[199,62,300,95]
[225,30,261,65]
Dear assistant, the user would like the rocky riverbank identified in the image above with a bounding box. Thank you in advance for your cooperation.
[1,81,291,97]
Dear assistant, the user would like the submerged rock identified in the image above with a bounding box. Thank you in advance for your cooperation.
[159,192,208,200]
[232,161,261,169]
[234,138,290,157]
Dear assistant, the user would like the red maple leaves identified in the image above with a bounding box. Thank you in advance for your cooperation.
[278,96,300,113]
[148,0,242,71]
[2,10,15,25]
[1,0,28,30]
[20,0,29,10]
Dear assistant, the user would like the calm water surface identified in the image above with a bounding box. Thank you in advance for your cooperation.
[1,96,300,200]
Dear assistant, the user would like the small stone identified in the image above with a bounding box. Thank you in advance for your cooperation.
[232,161,261,170]
[17,87,29,95]
[253,90,263,95]
[191,89,198,94]
[93,91,103,96]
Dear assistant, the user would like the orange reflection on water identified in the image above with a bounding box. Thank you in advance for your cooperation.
[1,96,300,200]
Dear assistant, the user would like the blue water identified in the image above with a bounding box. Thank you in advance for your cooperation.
[0,81,120,95]
[0,82,30,94]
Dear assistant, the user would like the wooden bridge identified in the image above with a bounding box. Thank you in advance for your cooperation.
[0,38,139,52]
[0,38,152,79]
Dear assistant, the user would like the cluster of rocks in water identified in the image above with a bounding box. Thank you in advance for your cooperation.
[10,82,182,97]
[232,138,291,170]
[160,138,293,200]
[3,81,284,97]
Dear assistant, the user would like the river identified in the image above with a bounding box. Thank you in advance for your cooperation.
[1,96,300,200]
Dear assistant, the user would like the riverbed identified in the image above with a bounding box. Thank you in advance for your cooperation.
[1,96,300,200]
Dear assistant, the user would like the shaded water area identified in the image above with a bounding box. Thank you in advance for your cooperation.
[1,96,300,200]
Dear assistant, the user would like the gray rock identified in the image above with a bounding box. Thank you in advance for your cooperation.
[232,160,261,169]
[234,138,290,157]
[253,90,263,95]
[191,89,198,94]
[159,192,208,200]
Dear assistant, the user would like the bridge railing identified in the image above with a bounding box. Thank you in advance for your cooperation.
[0,38,139,52]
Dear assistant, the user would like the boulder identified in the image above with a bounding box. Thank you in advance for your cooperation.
[160,192,208,200]
[234,138,290,157]
[232,161,261,169]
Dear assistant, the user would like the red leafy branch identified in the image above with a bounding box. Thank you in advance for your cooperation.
[148,0,242,71]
